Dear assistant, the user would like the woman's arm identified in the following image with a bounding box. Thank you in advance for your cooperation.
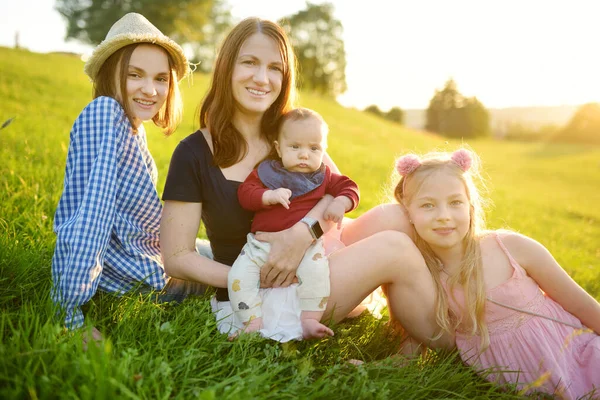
[52,98,121,329]
[503,232,600,334]
[160,200,230,288]
[340,203,413,246]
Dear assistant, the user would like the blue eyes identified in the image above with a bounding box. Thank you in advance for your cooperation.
[420,200,463,209]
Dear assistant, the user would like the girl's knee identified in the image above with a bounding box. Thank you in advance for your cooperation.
[371,230,416,257]
[374,231,429,276]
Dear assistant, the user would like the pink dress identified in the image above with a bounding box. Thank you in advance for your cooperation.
[447,233,600,399]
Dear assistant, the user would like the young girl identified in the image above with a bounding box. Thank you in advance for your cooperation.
[52,13,205,337]
[393,148,600,398]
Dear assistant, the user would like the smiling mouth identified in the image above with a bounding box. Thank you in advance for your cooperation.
[434,228,455,234]
[247,88,268,96]
[134,99,155,106]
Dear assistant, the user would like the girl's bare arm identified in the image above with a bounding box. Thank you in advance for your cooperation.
[504,232,600,334]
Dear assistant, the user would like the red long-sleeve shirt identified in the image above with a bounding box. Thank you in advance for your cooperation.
[238,165,359,233]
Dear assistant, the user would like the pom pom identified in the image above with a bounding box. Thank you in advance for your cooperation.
[396,154,421,176]
[451,149,472,172]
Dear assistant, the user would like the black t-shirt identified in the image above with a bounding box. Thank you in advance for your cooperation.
[162,130,253,300]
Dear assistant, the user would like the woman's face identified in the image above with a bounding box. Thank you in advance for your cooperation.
[231,33,283,117]
[116,44,170,127]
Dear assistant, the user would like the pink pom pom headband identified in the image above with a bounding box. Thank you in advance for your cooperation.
[396,149,473,193]
[450,149,472,172]
[395,154,421,176]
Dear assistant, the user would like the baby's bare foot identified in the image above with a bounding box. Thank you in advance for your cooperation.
[228,317,263,341]
[301,318,334,340]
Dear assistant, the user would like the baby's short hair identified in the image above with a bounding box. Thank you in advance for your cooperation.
[277,107,329,137]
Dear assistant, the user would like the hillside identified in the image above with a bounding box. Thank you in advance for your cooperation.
[1,46,599,400]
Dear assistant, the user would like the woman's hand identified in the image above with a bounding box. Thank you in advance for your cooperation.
[255,223,314,287]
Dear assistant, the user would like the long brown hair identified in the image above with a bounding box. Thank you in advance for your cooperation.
[93,43,183,136]
[394,150,490,349]
[200,18,297,167]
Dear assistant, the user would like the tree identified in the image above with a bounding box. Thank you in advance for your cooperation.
[557,103,600,144]
[425,79,490,138]
[279,2,347,97]
[385,106,404,124]
[56,0,226,48]
[364,105,383,117]
[187,1,234,72]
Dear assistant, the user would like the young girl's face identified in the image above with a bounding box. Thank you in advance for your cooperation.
[231,33,283,116]
[274,118,325,173]
[117,44,170,127]
[406,169,471,253]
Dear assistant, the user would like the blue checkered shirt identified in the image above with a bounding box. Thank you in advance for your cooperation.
[52,96,167,329]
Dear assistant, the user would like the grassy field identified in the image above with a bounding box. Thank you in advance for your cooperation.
[1,47,599,399]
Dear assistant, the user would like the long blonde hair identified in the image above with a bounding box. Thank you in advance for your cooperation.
[394,149,490,348]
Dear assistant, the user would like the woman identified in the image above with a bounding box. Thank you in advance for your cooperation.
[52,13,205,341]
[160,17,451,347]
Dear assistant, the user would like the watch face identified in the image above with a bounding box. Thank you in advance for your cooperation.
[312,221,324,239]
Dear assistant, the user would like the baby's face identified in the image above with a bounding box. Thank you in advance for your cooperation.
[275,118,326,173]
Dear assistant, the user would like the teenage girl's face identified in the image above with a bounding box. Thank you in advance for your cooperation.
[117,44,170,127]
[274,118,325,173]
[406,170,471,253]
[231,33,283,116]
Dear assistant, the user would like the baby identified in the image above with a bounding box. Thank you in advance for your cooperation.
[229,108,359,339]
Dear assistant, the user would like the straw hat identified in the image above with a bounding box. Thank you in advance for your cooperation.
[84,13,189,82]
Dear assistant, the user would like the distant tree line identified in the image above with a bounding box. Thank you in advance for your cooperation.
[423,78,600,144]
[497,103,600,144]
[364,105,404,125]
[363,79,491,137]
[555,103,600,144]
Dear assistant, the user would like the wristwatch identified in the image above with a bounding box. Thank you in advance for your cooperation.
[300,217,323,241]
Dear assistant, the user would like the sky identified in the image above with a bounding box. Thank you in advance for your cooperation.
[1,0,599,110]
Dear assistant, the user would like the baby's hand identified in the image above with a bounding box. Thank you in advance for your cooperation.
[263,188,292,209]
[324,201,346,229]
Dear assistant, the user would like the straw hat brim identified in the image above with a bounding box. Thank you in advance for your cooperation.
[84,33,190,82]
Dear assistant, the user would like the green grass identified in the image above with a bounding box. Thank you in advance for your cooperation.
[1,46,598,399]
